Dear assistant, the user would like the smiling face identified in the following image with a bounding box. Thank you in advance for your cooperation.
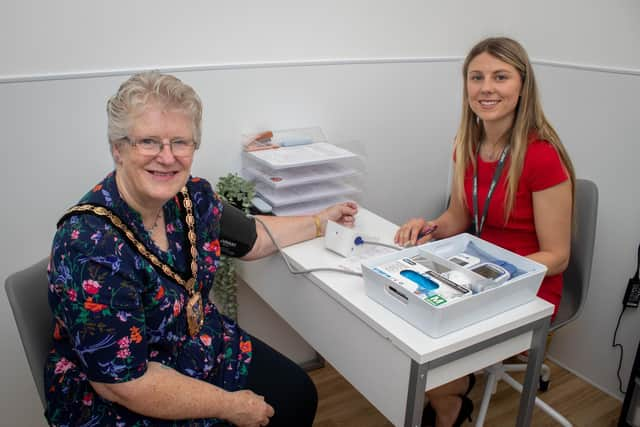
[113,103,195,212]
[466,52,523,134]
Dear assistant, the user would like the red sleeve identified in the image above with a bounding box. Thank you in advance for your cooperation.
[523,140,569,192]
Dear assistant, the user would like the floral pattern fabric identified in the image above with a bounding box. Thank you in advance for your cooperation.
[45,173,252,426]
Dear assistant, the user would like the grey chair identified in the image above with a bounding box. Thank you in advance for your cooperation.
[5,257,52,409]
[476,179,599,427]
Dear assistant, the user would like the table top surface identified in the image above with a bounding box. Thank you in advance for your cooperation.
[276,207,554,362]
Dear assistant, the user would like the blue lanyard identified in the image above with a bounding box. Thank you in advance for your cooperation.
[472,144,509,236]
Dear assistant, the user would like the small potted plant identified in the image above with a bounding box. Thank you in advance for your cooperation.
[213,173,256,320]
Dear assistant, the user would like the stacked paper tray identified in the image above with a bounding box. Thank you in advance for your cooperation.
[244,163,359,189]
[254,181,359,208]
[244,142,357,170]
[242,127,363,216]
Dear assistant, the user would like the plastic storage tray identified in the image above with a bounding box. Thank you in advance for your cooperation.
[362,233,547,337]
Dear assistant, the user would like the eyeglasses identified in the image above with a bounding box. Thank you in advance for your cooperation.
[124,137,198,157]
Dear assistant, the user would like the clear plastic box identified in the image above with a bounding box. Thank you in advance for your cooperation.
[362,233,547,337]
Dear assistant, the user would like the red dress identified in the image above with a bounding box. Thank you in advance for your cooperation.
[463,139,569,315]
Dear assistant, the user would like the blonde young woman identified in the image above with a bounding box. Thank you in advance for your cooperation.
[395,37,575,427]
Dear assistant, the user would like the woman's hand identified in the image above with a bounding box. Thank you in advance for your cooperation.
[227,390,274,427]
[317,201,358,233]
[394,218,437,247]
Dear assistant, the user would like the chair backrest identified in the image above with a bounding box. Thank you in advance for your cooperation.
[5,257,52,408]
[552,179,599,330]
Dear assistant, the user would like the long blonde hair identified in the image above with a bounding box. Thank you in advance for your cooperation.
[453,37,575,222]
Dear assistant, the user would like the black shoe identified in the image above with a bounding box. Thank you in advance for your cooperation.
[452,395,474,427]
[421,402,436,427]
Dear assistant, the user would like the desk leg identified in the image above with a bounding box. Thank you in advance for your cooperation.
[516,316,551,427]
[405,360,428,427]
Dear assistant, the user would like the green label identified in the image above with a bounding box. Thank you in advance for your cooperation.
[425,294,447,306]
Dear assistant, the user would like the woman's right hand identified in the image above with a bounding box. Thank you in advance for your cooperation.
[227,390,274,427]
[394,218,438,247]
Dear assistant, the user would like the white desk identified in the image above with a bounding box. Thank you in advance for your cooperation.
[237,208,553,427]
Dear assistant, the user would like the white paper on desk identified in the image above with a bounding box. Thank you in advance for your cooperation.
[246,142,357,170]
[338,243,398,274]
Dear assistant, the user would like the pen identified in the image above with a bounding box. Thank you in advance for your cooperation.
[417,224,438,240]
[424,270,470,294]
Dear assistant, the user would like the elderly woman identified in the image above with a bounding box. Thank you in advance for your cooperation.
[45,71,357,427]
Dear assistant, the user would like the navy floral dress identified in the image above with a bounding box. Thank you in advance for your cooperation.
[45,173,252,426]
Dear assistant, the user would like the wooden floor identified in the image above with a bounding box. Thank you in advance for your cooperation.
[309,359,622,427]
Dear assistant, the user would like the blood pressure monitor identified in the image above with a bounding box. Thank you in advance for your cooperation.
[447,253,480,268]
[470,262,511,284]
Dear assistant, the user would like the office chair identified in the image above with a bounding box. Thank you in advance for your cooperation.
[475,179,599,427]
[5,257,52,409]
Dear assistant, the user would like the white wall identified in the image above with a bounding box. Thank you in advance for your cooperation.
[1,2,639,425]
[534,65,640,398]
[3,1,640,78]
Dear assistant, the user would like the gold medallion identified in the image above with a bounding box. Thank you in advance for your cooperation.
[186,292,204,336]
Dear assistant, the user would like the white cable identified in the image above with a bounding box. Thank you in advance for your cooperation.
[358,239,401,250]
[253,216,364,277]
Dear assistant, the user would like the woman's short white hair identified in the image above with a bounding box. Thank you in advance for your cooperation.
[106,71,203,147]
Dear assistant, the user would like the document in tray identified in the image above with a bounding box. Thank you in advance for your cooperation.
[256,182,359,207]
[244,163,359,189]
[245,142,357,170]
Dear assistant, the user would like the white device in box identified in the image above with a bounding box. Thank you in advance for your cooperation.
[362,233,547,337]
[447,253,480,268]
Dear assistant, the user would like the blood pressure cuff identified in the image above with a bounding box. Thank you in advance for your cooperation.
[219,201,258,257]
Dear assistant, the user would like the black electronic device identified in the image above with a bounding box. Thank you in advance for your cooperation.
[470,262,510,282]
[623,244,640,308]
[447,253,480,268]
[623,279,640,308]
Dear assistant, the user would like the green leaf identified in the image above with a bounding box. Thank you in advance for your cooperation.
[211,172,255,321]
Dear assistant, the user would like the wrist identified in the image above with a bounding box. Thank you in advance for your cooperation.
[313,215,323,237]
[219,390,238,421]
